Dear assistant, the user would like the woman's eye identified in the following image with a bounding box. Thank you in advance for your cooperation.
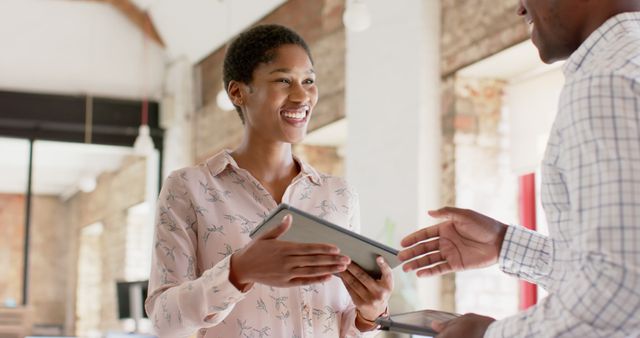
[276,79,291,84]
[303,79,315,85]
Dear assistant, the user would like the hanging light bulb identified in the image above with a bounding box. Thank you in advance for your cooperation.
[343,0,372,32]
[78,175,97,193]
[134,13,155,157]
[134,124,155,156]
[217,89,235,111]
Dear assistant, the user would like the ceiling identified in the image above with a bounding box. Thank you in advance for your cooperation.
[0,0,285,100]
[0,0,285,197]
[133,0,286,63]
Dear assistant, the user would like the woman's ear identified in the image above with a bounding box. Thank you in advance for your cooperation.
[227,80,244,106]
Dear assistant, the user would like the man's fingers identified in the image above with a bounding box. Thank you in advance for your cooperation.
[402,252,445,272]
[259,214,292,240]
[400,224,442,247]
[427,206,460,219]
[397,239,440,261]
[431,319,447,332]
[416,261,453,278]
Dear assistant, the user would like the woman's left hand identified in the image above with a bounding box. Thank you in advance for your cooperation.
[338,257,393,330]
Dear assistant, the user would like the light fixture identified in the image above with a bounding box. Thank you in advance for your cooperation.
[134,13,156,157]
[134,124,155,156]
[343,0,372,32]
[78,175,97,193]
[216,89,235,111]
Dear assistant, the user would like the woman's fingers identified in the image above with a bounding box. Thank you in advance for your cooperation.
[259,214,292,240]
[338,269,368,305]
[377,257,394,287]
[292,264,347,278]
[288,274,333,286]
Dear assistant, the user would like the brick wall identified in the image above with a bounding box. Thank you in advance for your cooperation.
[65,155,147,334]
[439,0,529,312]
[294,144,344,177]
[441,0,528,76]
[0,194,68,327]
[194,0,346,162]
[0,194,26,305]
[452,77,519,318]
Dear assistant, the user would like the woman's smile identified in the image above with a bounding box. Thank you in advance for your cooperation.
[280,105,310,126]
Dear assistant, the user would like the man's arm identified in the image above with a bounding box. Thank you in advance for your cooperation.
[486,71,640,337]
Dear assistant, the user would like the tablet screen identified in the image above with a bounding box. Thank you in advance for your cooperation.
[389,309,459,327]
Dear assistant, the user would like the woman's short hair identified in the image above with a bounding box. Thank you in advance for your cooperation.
[222,24,313,123]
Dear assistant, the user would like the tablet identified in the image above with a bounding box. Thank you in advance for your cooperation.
[375,309,460,336]
[249,203,401,279]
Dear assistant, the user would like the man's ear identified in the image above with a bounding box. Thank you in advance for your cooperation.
[227,80,244,106]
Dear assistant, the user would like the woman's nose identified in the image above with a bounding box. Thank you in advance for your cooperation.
[289,83,309,103]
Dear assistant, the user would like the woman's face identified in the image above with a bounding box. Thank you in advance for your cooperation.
[235,44,318,144]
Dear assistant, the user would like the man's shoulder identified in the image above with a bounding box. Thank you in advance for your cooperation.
[593,31,640,77]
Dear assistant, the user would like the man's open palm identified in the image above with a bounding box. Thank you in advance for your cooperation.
[398,207,508,277]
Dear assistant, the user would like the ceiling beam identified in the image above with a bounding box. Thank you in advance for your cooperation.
[93,0,165,47]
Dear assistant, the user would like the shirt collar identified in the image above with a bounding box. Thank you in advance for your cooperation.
[563,12,640,76]
[205,149,323,186]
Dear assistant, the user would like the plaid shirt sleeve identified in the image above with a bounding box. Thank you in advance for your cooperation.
[485,67,640,337]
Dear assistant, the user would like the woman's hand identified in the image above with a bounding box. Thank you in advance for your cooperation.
[229,214,350,290]
[338,257,393,331]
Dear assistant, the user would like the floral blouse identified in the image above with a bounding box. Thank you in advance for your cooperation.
[145,150,376,338]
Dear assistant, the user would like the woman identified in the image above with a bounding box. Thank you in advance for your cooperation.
[145,24,393,338]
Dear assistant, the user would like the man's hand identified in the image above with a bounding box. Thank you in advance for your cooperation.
[398,207,508,277]
[432,313,495,338]
[338,257,393,331]
[229,214,350,290]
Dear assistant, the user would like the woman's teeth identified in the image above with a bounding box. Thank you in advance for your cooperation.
[282,111,306,119]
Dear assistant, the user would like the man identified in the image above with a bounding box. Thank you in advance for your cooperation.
[398,1,640,337]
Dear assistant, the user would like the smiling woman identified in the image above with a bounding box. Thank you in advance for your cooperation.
[145,24,393,338]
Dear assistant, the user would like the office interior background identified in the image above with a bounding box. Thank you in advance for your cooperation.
[0,0,563,337]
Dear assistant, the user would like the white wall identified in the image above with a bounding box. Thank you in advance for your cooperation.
[345,0,442,310]
[0,0,166,99]
[506,68,564,174]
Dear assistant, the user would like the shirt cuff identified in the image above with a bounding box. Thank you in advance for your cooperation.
[498,225,550,284]
[484,318,504,338]
[201,255,254,314]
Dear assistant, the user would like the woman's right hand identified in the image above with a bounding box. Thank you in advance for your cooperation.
[229,214,350,290]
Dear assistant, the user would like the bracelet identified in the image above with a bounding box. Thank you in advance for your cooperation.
[356,307,389,329]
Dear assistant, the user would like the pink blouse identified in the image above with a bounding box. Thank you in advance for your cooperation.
[145,150,376,338]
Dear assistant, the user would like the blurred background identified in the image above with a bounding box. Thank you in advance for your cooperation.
[0,0,563,337]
